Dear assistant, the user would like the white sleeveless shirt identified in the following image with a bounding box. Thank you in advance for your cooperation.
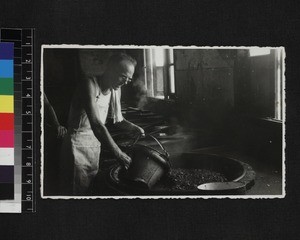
[67,76,123,134]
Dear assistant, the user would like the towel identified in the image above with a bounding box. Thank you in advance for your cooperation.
[110,88,124,124]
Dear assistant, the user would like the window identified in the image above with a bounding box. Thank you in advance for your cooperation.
[143,48,175,99]
[167,49,175,94]
[249,48,271,57]
[248,48,284,121]
[274,48,284,121]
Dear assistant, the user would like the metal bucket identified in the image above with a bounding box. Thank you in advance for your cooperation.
[124,135,170,189]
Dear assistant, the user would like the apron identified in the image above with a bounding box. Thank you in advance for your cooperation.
[59,77,113,195]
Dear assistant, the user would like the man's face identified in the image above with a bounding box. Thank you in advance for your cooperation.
[110,60,135,90]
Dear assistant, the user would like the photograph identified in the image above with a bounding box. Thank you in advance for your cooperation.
[1,0,300,239]
[41,46,285,198]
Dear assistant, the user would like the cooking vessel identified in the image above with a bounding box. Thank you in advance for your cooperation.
[122,134,170,189]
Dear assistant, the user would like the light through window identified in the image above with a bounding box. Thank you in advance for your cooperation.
[249,48,271,57]
[154,48,164,67]
[144,48,175,99]
[275,48,284,121]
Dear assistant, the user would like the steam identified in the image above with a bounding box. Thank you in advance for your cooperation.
[133,77,148,110]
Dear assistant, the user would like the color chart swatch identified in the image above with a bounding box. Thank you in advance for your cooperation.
[0,42,14,200]
[0,28,35,213]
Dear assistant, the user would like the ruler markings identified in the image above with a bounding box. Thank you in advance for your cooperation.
[21,29,34,212]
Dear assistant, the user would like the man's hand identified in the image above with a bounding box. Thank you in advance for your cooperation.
[129,124,145,138]
[115,119,145,138]
[114,148,132,170]
[56,125,67,138]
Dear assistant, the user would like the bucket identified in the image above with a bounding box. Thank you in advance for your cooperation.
[123,134,170,189]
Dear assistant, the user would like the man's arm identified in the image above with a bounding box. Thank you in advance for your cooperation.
[82,78,131,168]
[44,93,67,138]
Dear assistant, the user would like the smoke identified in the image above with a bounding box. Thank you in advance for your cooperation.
[133,77,148,110]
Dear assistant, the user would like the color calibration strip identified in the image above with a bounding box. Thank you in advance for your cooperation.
[0,28,35,213]
[0,42,14,201]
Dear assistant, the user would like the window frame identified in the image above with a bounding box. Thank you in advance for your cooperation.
[143,48,176,100]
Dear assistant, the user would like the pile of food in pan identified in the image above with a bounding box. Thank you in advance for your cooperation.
[154,168,228,191]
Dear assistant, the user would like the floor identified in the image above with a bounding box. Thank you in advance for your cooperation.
[190,146,283,196]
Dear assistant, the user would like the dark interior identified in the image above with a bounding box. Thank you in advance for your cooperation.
[43,48,283,196]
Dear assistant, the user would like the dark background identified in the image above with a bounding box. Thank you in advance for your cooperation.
[1,0,300,239]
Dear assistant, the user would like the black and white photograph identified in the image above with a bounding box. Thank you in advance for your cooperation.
[41,46,285,198]
[2,0,300,239]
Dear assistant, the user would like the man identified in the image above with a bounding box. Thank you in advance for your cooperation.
[59,53,144,196]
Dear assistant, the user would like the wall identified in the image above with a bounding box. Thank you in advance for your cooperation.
[146,49,278,125]
[229,50,281,165]
[234,50,276,118]
[143,49,282,164]
[174,49,235,105]
[43,49,81,126]
[142,49,237,147]
[172,49,236,133]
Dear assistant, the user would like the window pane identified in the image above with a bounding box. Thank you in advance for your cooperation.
[143,49,148,91]
[275,49,283,120]
[154,48,165,67]
[148,49,154,97]
[169,65,175,93]
[155,67,164,97]
[249,48,271,57]
[168,49,174,64]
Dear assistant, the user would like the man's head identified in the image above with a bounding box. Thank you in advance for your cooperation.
[104,53,137,90]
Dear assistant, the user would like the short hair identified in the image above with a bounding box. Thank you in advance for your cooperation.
[107,52,137,68]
